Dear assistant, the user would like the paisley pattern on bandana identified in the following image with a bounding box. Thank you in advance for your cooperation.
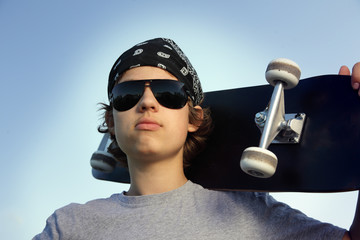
[108,38,203,106]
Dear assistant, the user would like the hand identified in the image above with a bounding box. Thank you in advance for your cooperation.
[338,62,360,96]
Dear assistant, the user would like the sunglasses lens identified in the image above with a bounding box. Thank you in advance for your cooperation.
[111,80,188,111]
[151,81,188,109]
[111,81,143,111]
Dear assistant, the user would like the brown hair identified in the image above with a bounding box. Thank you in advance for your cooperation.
[97,101,213,169]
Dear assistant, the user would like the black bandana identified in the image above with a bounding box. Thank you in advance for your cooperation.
[108,38,203,106]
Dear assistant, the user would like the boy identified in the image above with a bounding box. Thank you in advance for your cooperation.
[34,38,360,239]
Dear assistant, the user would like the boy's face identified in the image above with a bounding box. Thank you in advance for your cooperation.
[110,66,200,164]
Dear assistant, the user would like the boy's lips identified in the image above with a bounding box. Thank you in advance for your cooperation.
[135,118,161,130]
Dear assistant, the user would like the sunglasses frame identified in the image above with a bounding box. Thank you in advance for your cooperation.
[110,79,190,111]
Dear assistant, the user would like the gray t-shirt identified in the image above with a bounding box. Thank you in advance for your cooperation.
[34,181,345,239]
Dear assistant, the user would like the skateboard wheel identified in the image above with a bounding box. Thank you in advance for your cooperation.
[265,58,301,89]
[240,147,278,178]
[90,150,116,172]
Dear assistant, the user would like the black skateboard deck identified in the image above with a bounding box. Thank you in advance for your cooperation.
[91,75,360,192]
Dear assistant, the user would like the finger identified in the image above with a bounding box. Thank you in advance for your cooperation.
[338,65,351,76]
[351,62,360,92]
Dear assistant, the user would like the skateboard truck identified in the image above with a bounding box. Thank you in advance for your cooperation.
[255,110,306,144]
[90,133,117,172]
[240,58,305,178]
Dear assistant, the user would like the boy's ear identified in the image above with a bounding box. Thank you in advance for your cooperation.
[105,110,115,135]
[188,105,203,133]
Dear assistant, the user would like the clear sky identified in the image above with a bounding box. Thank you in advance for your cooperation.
[1,0,359,239]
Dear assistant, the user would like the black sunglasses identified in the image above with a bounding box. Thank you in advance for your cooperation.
[110,79,189,111]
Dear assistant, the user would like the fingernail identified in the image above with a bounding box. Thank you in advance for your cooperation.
[353,82,359,90]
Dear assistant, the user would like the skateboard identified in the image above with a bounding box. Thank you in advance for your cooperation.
[90,59,360,192]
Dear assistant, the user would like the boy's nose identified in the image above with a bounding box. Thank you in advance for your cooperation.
[137,85,160,112]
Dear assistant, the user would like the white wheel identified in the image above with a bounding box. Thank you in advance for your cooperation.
[90,150,116,172]
[240,147,278,178]
[265,58,301,89]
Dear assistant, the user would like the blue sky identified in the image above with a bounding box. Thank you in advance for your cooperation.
[1,0,359,239]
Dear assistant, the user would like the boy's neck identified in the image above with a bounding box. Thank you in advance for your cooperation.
[125,155,188,196]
